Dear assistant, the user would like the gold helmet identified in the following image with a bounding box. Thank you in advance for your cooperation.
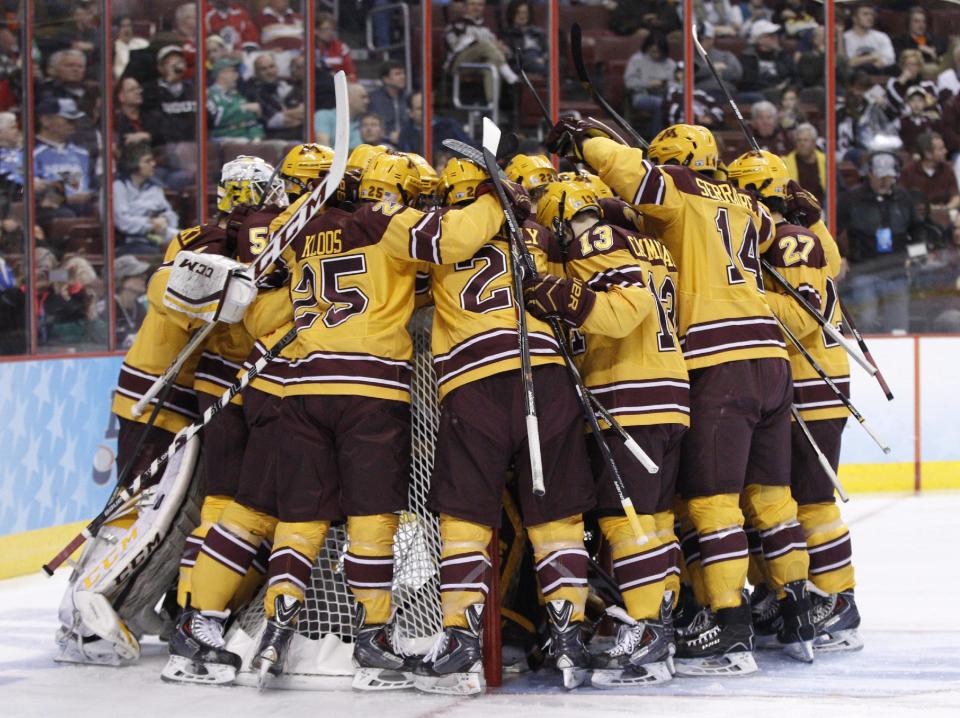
[406,152,440,196]
[217,155,287,212]
[438,157,488,206]
[358,151,422,204]
[726,150,790,199]
[505,154,558,195]
[347,143,389,173]
[279,143,334,196]
[647,124,718,171]
[557,170,614,199]
[535,180,602,231]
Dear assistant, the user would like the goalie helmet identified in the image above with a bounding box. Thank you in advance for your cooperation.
[358,151,422,204]
[279,143,334,196]
[505,154,558,196]
[726,150,790,199]
[536,180,601,232]
[438,157,488,206]
[347,143,389,173]
[647,124,718,172]
[217,155,287,212]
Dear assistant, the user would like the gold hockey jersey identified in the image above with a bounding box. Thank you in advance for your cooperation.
[252,194,507,402]
[563,221,690,427]
[763,221,851,421]
[430,218,564,400]
[582,138,788,370]
[111,224,227,432]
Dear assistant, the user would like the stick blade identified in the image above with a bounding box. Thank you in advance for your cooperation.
[482,117,501,157]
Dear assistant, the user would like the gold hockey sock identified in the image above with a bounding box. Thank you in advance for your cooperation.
[439,514,493,628]
[264,520,329,617]
[528,514,589,622]
[743,484,810,598]
[653,510,681,600]
[600,514,667,620]
[344,513,400,625]
[177,495,231,608]
[687,494,748,611]
[230,535,273,612]
[675,501,709,607]
[798,502,855,594]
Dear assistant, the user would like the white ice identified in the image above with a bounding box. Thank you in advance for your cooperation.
[2,492,959,718]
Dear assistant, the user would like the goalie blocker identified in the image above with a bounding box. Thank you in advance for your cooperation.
[163,250,258,325]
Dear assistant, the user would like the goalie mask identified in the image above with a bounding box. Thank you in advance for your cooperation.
[280,143,334,197]
[726,150,790,200]
[358,151,422,205]
[217,155,287,212]
[648,124,718,172]
[438,157,488,206]
[505,154,558,199]
[536,181,601,236]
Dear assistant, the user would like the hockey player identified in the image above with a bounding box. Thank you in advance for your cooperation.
[505,153,558,206]
[726,154,861,653]
[523,179,689,687]
[414,158,596,694]
[546,120,814,673]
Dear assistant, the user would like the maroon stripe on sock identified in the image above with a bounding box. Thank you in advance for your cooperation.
[199,524,258,576]
[252,539,272,575]
[745,526,762,556]
[808,532,853,575]
[439,551,491,594]
[680,528,701,565]
[179,536,203,567]
[535,549,589,597]
[612,543,673,592]
[267,545,314,589]
[698,527,749,567]
[760,522,808,561]
[344,552,394,589]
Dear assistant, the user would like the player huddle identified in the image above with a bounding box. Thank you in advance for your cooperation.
[55,118,861,694]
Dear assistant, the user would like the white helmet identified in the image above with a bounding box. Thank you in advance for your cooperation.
[217,155,288,212]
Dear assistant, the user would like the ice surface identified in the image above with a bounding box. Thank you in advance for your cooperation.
[2,493,959,717]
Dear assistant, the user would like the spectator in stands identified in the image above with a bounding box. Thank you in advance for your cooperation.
[257,0,303,77]
[33,98,93,212]
[246,52,304,141]
[503,0,548,75]
[695,0,743,37]
[207,58,264,141]
[39,49,89,104]
[397,91,473,156]
[113,143,180,256]
[114,77,152,148]
[55,1,101,78]
[256,0,302,28]
[911,213,960,331]
[693,22,743,102]
[34,247,101,347]
[113,254,150,349]
[783,122,825,202]
[358,113,395,151]
[35,183,76,244]
[887,49,938,116]
[844,4,895,75]
[893,6,946,70]
[205,34,230,76]
[205,0,260,55]
[775,0,819,48]
[367,61,410,146]
[444,0,520,104]
[936,44,960,103]
[315,82,368,149]
[48,254,108,347]
[172,3,199,78]
[838,151,921,333]
[316,11,357,82]
[144,46,197,146]
[113,16,149,80]
[901,132,959,210]
[778,86,807,133]
[796,25,835,90]
[751,100,793,155]
[739,0,776,39]
[899,85,942,156]
[667,64,725,127]
[0,112,23,188]
[607,1,681,39]
[624,34,676,138]
[0,25,19,112]
[740,20,796,98]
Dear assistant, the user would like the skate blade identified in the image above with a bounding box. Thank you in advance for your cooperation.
[591,661,672,688]
[754,633,781,650]
[666,655,676,677]
[814,628,864,653]
[561,666,589,690]
[160,655,237,685]
[352,667,415,691]
[674,650,759,677]
[413,671,485,695]
[782,639,815,663]
[256,659,274,691]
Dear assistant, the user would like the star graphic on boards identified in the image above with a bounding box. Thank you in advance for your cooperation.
[10,397,28,444]
[59,434,79,477]
[70,362,89,406]
[23,434,42,477]
[47,399,66,441]
[37,467,55,511]
[33,364,54,408]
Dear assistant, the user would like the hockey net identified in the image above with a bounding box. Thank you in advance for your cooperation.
[226,308,445,687]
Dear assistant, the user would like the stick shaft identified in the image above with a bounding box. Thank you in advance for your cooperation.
[791,406,849,503]
[840,303,895,400]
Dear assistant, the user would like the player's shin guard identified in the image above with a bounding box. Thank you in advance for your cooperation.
[798,502,855,594]
[742,485,810,595]
[264,521,328,617]
[438,514,493,629]
[653,511,682,600]
[177,495,232,609]
[686,494,749,611]
[345,514,400,625]
[599,514,668,621]
[190,502,277,612]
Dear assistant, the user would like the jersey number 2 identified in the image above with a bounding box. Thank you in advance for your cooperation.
[455,245,512,313]
[292,256,369,329]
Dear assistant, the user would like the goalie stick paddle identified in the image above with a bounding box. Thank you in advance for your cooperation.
[132,71,351,418]
[570,23,648,150]
[791,406,850,503]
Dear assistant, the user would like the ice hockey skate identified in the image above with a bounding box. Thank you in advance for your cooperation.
[543,600,591,690]
[251,596,302,689]
[161,608,240,685]
[352,606,415,691]
[590,605,673,688]
[777,580,815,662]
[811,588,863,652]
[674,599,758,677]
[413,603,485,695]
[750,583,782,649]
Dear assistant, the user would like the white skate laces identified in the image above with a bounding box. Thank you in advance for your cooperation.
[604,606,643,657]
[422,631,450,664]
[192,611,229,649]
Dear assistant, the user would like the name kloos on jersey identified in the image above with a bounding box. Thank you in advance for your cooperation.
[302,229,343,258]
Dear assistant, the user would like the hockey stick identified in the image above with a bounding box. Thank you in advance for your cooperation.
[442,137,659,475]
[840,304,895,401]
[43,326,298,576]
[481,118,546,497]
[514,44,551,127]
[570,23,649,150]
[775,316,890,454]
[762,260,878,377]
[790,406,850,503]
[132,71,351,417]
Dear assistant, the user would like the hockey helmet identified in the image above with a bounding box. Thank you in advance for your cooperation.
[347,143,389,173]
[726,150,790,199]
[406,152,440,196]
[647,124,718,172]
[557,170,614,199]
[536,180,602,232]
[279,143,334,196]
[358,151,422,204]
[438,157,488,206]
[505,154,558,196]
[217,155,287,212]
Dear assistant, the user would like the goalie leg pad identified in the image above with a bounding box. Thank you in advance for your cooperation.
[686,494,749,611]
[528,514,589,622]
[264,520,328,616]
[345,513,399,625]
[439,514,493,628]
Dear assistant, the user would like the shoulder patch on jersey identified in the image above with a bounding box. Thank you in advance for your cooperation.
[765,223,827,269]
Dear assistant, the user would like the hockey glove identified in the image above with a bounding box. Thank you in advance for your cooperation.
[523,274,597,328]
[475,178,533,224]
[545,117,629,161]
[786,179,822,227]
[335,169,362,208]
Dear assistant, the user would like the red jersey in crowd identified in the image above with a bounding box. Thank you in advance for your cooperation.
[317,38,356,81]
[205,3,260,51]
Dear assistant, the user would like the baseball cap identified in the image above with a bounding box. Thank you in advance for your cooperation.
[869,153,899,178]
[37,97,86,120]
[157,45,186,64]
[749,20,781,42]
[211,57,241,75]
[905,85,928,100]
[115,254,151,280]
